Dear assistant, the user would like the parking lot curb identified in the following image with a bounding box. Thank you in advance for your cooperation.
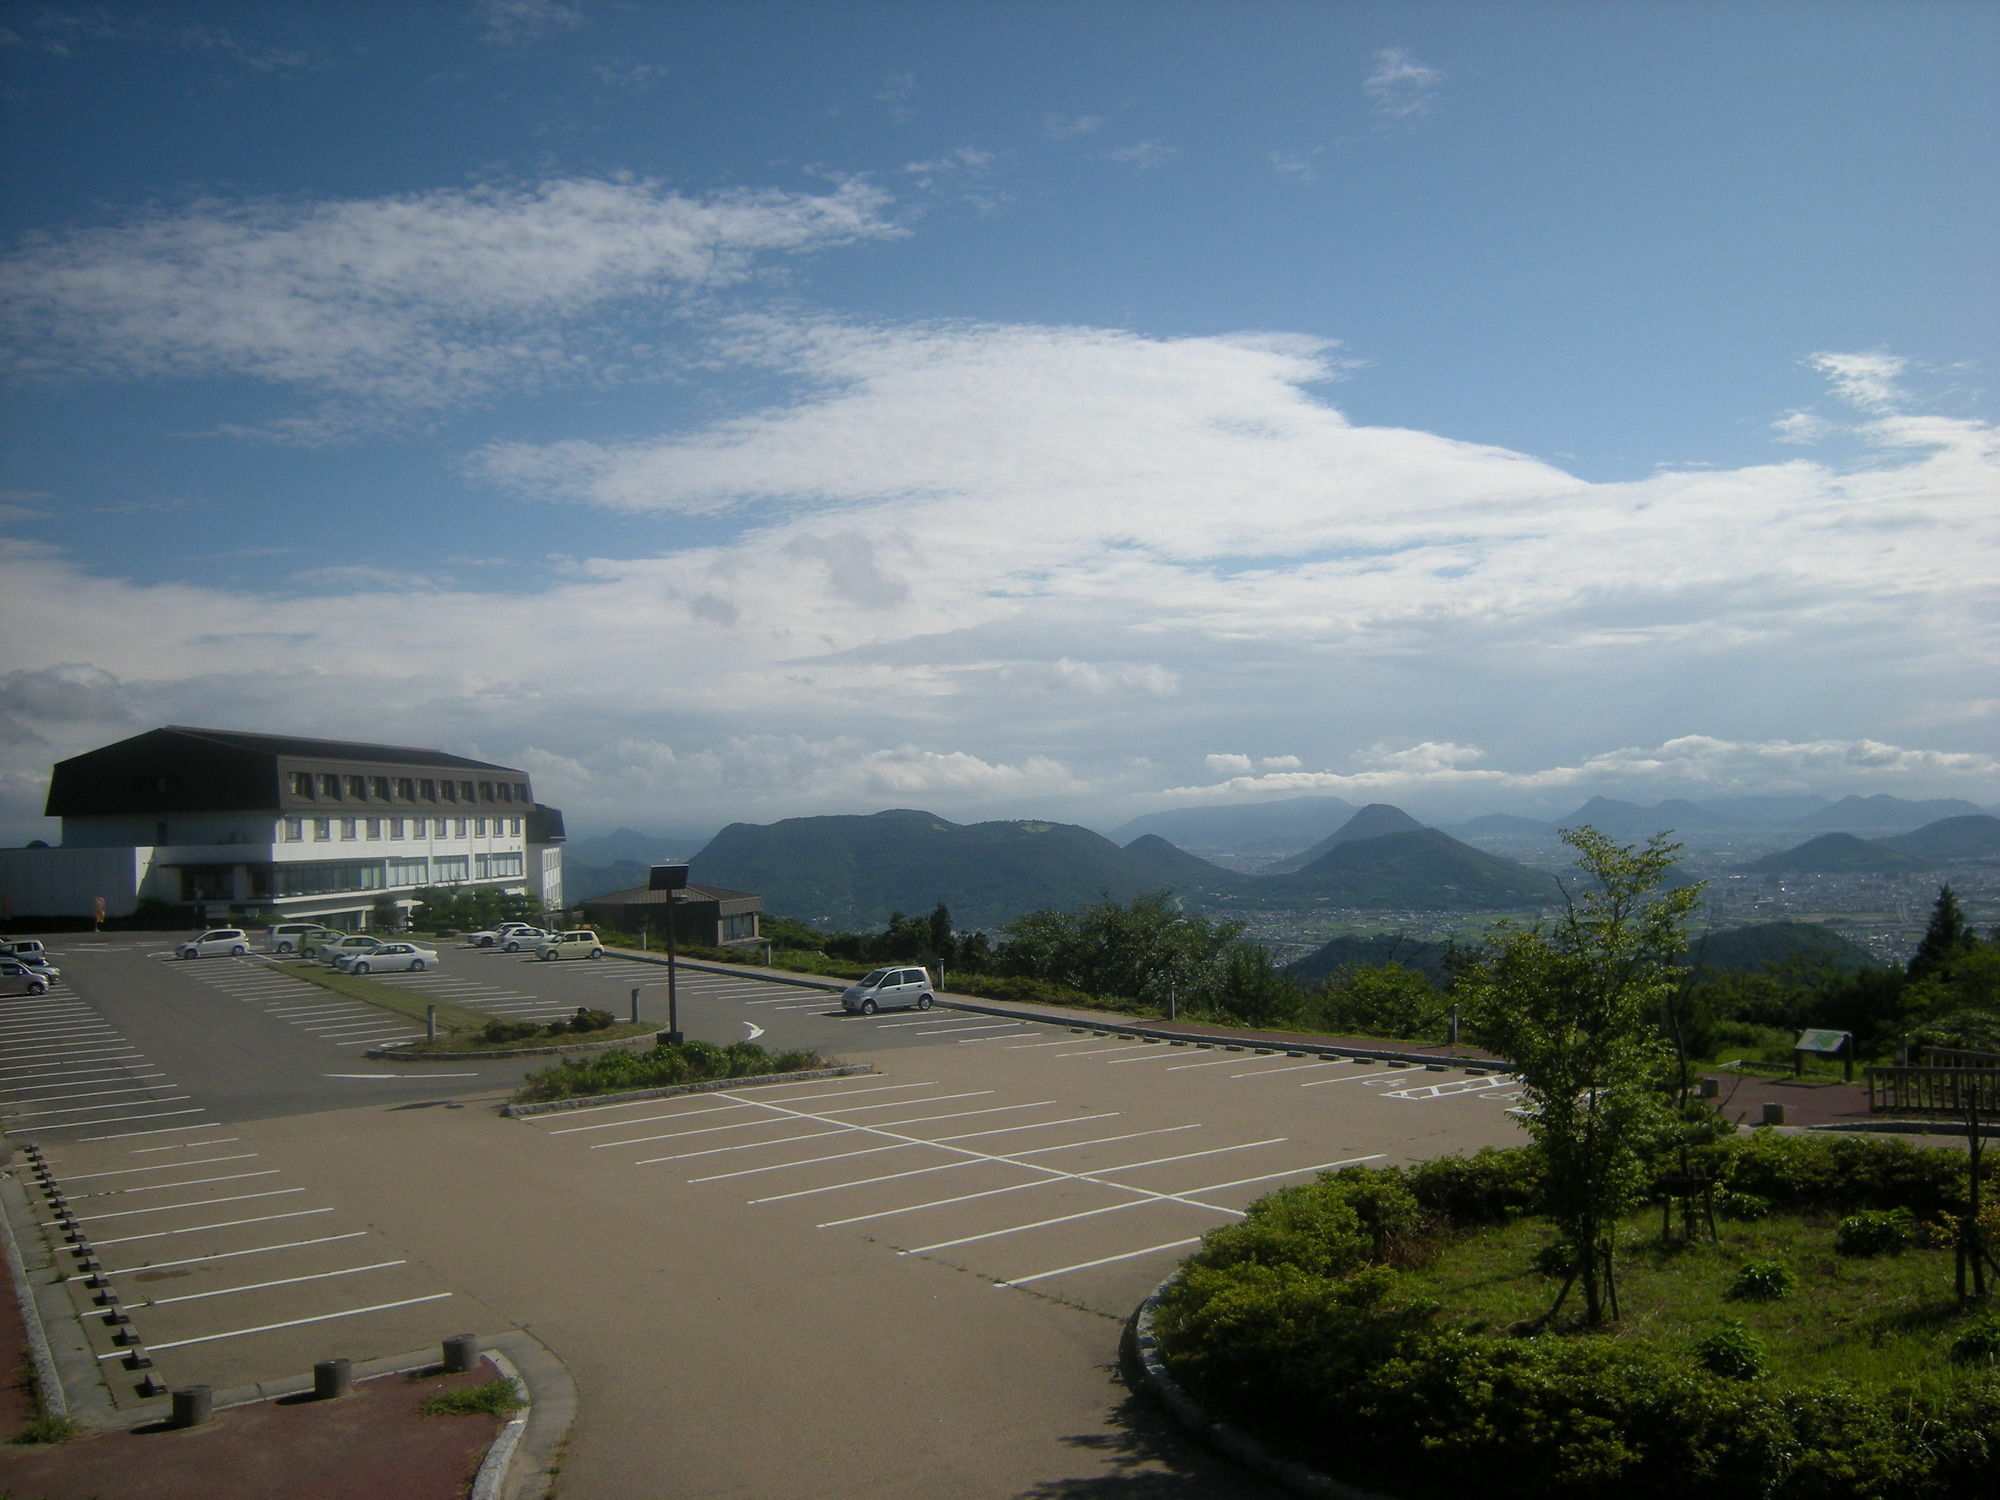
[501,1064,875,1118]
[1130,1276,1397,1500]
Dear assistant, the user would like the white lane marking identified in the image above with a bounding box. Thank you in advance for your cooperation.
[73,1169,279,1200]
[48,1187,304,1225]
[954,1031,1046,1044]
[137,1260,406,1308]
[1165,1054,1262,1071]
[1056,1042,1162,1058]
[0,1062,161,1085]
[587,1092,990,1150]
[551,1101,750,1136]
[1300,1067,1420,1089]
[62,1154,259,1182]
[332,1034,421,1046]
[541,1079,937,1128]
[107,1292,453,1356]
[13,1096,192,1120]
[745,1119,1165,1203]
[90,1206,336,1247]
[1104,1049,1191,1065]
[591,1115,800,1150]
[78,1116,213,1140]
[999,1237,1205,1287]
[132,1137,240,1153]
[322,1072,482,1079]
[0,1078,169,1104]
[75,1232,369,1281]
[1228,1060,1345,1079]
[820,1140,1288,1228]
[1381,1076,1518,1101]
[633,1129,851,1164]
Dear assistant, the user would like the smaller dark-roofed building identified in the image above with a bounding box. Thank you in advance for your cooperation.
[579,884,762,949]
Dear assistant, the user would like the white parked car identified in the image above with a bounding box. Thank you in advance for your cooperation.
[263,923,341,954]
[468,921,543,949]
[177,929,250,959]
[300,930,353,959]
[338,942,439,975]
[534,930,605,961]
[498,927,552,953]
[11,953,61,981]
[317,936,390,967]
[0,938,49,960]
[840,966,934,1015]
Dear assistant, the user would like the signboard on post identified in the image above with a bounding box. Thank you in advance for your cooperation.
[1795,1029,1854,1081]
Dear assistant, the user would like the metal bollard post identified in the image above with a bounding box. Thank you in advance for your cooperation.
[314,1358,352,1400]
[630,987,640,1026]
[426,1004,438,1042]
[442,1333,480,1373]
[171,1385,212,1427]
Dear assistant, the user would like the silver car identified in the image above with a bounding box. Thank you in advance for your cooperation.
[840,966,934,1015]
[177,928,249,958]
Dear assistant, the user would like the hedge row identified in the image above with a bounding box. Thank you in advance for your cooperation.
[1153,1143,2000,1500]
[513,1040,825,1102]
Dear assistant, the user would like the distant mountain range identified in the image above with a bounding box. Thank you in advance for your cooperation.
[1108,796,1358,855]
[1261,803,1426,874]
[1434,793,1993,841]
[1747,815,2000,873]
[689,806,1555,931]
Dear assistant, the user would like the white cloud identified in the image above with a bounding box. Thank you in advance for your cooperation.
[0,176,898,431]
[1258,755,1303,771]
[1267,149,1323,181]
[1364,48,1443,122]
[1205,753,1254,775]
[1808,351,1907,413]
[1104,141,1178,169]
[473,0,586,46]
[1041,113,1105,140]
[1771,409,1832,444]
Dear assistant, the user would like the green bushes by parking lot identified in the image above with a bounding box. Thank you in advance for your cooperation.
[1152,1141,2000,1500]
[513,1039,827,1102]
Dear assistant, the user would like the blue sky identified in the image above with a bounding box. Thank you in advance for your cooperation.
[2,0,1995,841]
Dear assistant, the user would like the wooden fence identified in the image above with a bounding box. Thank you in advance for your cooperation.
[1866,1065,2000,1117]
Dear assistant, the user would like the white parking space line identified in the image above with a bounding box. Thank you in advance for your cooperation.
[51,1187,304,1225]
[1381,1076,1518,1100]
[89,1206,337,1248]
[0,1064,163,1085]
[113,1293,454,1356]
[133,1137,241,1153]
[634,1129,853,1165]
[1056,1042,1164,1059]
[1165,1053,1266,1071]
[1227,1060,1346,1079]
[72,1169,279,1199]
[80,1117,216,1140]
[729,1114,1131,1194]
[137,1260,407,1308]
[63,1154,259,1182]
[1103,1049,1196,1065]
[999,1237,1205,1288]
[954,1029,1047,1044]
[589,1115,808,1150]
[76,1232,371,1282]
[1300,1067,1422,1089]
[0,1078,169,1104]
[11,1095,192,1119]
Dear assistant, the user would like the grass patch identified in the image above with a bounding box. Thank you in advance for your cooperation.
[404,1020,659,1054]
[513,1039,829,1103]
[420,1377,521,1417]
[278,960,491,1033]
[9,1412,80,1444]
[1403,1207,1967,1388]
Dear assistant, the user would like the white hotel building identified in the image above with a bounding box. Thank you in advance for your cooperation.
[2,726,565,928]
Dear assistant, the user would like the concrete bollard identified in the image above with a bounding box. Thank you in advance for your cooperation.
[630,988,641,1025]
[1761,1101,1786,1126]
[314,1357,352,1399]
[427,1005,438,1042]
[442,1333,480,1373]
[171,1385,212,1428]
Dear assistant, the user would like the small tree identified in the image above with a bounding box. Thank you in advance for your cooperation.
[1909,884,1977,984]
[1458,828,1702,1325]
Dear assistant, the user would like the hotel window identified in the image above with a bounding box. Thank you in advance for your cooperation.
[458,780,475,802]
[289,772,313,798]
[314,819,331,841]
[282,818,304,841]
[366,819,382,840]
[396,777,415,801]
[389,819,405,840]
[434,855,469,882]
[478,781,494,802]
[497,782,512,803]
[509,818,522,836]
[419,779,436,801]
[346,775,367,799]
[440,781,457,803]
[516,783,529,802]
[341,818,357,840]
[411,817,426,838]
[456,818,469,838]
[475,818,488,837]
[371,776,391,800]
[386,856,429,887]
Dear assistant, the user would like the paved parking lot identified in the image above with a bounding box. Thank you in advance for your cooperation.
[6,936,1525,1495]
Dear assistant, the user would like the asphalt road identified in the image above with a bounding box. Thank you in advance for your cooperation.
[5,933,1526,1497]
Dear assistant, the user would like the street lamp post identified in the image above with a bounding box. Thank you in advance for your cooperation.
[650,863,689,1045]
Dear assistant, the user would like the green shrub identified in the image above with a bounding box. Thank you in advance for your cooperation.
[1834,1208,1913,1257]
[1716,1188,1769,1221]
[1691,1319,1766,1380]
[1403,1147,1540,1227]
[10,1412,80,1444]
[513,1040,826,1102]
[1533,1240,1577,1278]
[1951,1312,2000,1367]
[1727,1259,1795,1301]
[482,1019,540,1043]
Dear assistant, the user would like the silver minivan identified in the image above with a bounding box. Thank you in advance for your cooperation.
[840,966,934,1015]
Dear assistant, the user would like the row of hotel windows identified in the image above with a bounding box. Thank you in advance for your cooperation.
[181,852,527,902]
[286,772,529,806]
[280,816,524,843]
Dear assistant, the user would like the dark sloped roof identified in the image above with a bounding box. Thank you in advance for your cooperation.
[159,726,519,773]
[582,884,758,906]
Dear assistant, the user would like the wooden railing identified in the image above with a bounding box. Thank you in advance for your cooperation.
[1917,1046,2000,1071]
[1867,1066,2000,1116]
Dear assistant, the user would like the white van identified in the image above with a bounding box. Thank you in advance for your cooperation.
[840,966,934,1015]
[177,929,249,959]
[263,923,340,954]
